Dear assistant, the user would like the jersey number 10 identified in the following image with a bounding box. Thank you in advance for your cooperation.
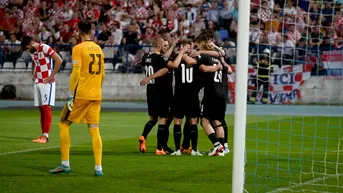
[145,66,155,84]
[89,54,102,75]
[181,64,193,83]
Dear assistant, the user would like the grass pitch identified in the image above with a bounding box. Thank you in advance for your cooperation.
[0,110,342,193]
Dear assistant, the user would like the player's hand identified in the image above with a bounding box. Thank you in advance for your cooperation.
[43,76,53,84]
[140,77,149,86]
[172,37,179,45]
[66,97,73,111]
[32,74,37,82]
[190,50,200,57]
[181,45,190,53]
[217,64,223,70]
[227,65,233,74]
[66,92,74,111]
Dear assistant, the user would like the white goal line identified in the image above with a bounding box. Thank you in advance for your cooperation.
[267,174,343,193]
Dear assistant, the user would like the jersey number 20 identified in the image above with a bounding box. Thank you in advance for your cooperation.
[181,64,193,83]
[89,54,101,75]
[145,66,155,84]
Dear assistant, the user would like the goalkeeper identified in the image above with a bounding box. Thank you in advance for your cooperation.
[49,20,105,176]
[250,49,273,104]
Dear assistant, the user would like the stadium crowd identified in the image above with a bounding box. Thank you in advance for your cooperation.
[0,0,342,72]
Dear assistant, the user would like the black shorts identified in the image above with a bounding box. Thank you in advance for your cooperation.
[201,95,226,121]
[173,94,200,119]
[147,87,172,118]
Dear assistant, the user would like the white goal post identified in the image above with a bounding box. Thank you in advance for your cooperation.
[231,0,251,192]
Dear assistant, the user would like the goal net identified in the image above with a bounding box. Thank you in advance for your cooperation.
[238,0,343,192]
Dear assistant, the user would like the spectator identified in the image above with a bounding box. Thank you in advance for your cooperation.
[220,0,234,29]
[7,34,21,68]
[150,14,163,32]
[123,24,139,54]
[257,1,271,23]
[184,4,196,23]
[276,34,294,66]
[62,4,74,22]
[165,12,178,36]
[267,24,281,46]
[286,24,301,44]
[38,25,52,43]
[207,2,220,23]
[192,14,206,38]
[1,12,15,34]
[10,5,24,20]
[0,31,6,68]
[179,14,191,38]
[38,1,49,22]
[140,26,156,41]
[97,24,112,45]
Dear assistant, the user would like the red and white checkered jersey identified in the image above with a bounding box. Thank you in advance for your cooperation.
[31,44,56,84]
[287,30,301,44]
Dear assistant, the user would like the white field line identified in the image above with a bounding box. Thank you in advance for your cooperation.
[0,146,60,156]
[267,174,343,193]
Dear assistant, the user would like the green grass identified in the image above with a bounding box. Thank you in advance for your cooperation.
[0,110,342,193]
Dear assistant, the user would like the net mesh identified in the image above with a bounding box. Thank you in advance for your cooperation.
[241,0,343,192]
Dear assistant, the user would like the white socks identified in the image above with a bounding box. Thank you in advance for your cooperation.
[43,133,49,138]
[61,161,102,171]
[61,160,70,167]
[95,165,102,171]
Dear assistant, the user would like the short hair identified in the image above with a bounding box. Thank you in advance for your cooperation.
[194,35,207,43]
[78,20,92,35]
[180,39,192,46]
[150,37,163,48]
[20,36,33,50]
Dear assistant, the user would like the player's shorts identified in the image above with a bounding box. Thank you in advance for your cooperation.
[200,95,226,121]
[60,99,101,124]
[173,93,200,119]
[147,89,172,118]
[34,82,55,106]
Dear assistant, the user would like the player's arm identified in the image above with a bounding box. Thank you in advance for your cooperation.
[199,63,223,73]
[31,60,36,82]
[42,44,63,83]
[167,46,188,69]
[140,68,169,86]
[164,38,178,58]
[211,43,226,56]
[49,53,63,77]
[222,58,233,74]
[182,54,197,65]
[69,46,82,95]
[198,50,220,57]
[101,52,105,85]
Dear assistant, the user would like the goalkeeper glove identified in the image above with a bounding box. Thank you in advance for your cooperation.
[66,92,74,111]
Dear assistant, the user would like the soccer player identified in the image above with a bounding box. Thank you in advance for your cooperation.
[191,35,232,155]
[138,38,176,154]
[20,36,63,143]
[193,36,226,156]
[49,20,105,176]
[168,39,202,156]
[139,37,185,155]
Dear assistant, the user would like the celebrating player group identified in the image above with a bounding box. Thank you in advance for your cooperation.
[138,29,232,157]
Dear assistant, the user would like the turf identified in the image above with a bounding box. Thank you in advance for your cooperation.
[0,110,342,193]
